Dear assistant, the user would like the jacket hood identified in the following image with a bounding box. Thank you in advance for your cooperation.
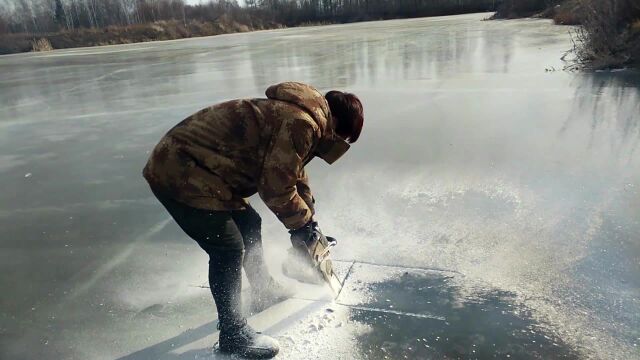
[265,82,350,165]
[265,82,333,137]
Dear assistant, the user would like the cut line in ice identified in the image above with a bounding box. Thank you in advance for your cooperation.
[342,304,446,321]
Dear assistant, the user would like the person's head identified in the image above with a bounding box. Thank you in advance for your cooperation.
[314,90,363,164]
[325,90,364,144]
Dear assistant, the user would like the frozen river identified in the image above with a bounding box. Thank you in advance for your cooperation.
[1,13,639,360]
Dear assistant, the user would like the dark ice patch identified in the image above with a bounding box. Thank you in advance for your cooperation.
[338,263,580,359]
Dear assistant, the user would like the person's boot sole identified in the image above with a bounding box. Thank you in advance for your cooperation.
[218,343,279,359]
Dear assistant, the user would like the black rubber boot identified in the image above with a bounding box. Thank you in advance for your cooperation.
[209,249,279,359]
[218,320,280,359]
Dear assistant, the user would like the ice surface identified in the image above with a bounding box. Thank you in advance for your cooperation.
[1,12,639,360]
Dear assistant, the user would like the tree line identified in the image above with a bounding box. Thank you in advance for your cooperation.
[0,0,499,35]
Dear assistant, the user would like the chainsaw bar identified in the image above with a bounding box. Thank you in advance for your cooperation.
[317,258,343,295]
[312,236,343,295]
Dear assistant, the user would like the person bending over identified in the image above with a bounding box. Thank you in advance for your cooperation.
[142,82,364,358]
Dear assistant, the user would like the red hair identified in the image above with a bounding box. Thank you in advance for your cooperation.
[325,91,364,143]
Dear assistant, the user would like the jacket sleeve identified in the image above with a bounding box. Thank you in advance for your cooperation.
[297,168,315,215]
[258,118,316,230]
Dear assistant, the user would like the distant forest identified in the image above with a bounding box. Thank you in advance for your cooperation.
[0,0,499,35]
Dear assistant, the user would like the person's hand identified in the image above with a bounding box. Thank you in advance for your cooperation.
[283,221,338,285]
[289,220,323,255]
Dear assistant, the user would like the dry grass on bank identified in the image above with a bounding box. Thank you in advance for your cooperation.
[491,0,580,24]
[569,0,640,69]
[31,38,53,52]
[545,1,582,25]
[490,0,552,19]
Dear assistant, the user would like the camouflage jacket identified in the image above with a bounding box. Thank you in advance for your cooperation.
[143,82,334,229]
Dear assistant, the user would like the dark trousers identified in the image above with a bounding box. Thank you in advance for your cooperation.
[151,187,270,325]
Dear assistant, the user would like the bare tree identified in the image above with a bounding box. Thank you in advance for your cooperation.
[0,5,9,35]
[54,0,65,27]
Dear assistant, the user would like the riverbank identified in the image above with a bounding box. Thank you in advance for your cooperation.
[490,0,581,25]
[0,16,282,55]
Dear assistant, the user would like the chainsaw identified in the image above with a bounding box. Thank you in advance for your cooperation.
[282,231,343,295]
